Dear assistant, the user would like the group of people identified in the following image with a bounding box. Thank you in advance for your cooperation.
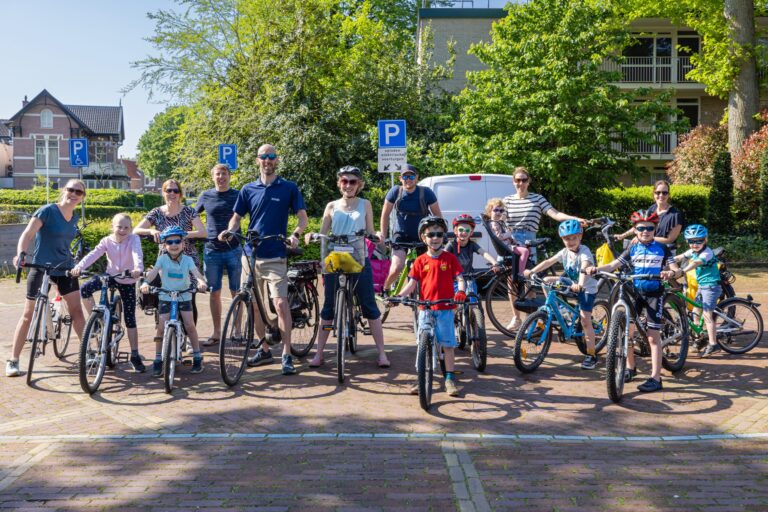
[6,147,719,400]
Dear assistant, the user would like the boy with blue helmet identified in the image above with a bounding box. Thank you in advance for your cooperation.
[672,224,721,357]
[525,219,599,370]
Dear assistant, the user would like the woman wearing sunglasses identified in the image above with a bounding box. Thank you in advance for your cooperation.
[7,179,89,377]
[616,180,684,256]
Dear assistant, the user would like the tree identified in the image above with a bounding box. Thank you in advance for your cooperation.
[136,106,188,180]
[707,151,734,233]
[438,0,685,213]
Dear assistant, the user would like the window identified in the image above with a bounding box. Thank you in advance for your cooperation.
[91,141,108,163]
[35,138,59,169]
[677,98,700,130]
[40,109,53,129]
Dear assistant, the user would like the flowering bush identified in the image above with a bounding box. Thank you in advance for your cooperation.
[666,124,727,186]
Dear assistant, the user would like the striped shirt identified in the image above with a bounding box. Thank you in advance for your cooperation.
[503,193,553,233]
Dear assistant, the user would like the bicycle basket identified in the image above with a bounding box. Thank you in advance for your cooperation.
[324,251,363,274]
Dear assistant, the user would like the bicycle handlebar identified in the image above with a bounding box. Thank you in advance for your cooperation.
[145,285,206,296]
[70,270,132,279]
[384,239,425,249]
[385,297,454,308]
[308,231,379,244]
[15,255,73,284]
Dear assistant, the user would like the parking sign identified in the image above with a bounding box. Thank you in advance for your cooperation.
[69,138,89,167]
[377,120,407,173]
[218,144,238,170]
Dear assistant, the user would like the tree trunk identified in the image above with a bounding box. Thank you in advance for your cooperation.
[725,0,759,158]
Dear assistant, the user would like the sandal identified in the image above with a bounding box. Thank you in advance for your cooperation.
[309,357,324,368]
[202,337,220,347]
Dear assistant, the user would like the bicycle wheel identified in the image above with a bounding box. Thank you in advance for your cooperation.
[347,298,358,355]
[605,305,628,403]
[485,273,523,337]
[455,307,468,350]
[715,297,764,354]
[661,294,689,373]
[106,296,123,369]
[573,299,610,355]
[469,307,487,372]
[719,282,735,303]
[79,312,107,395]
[336,288,347,384]
[417,330,434,411]
[220,294,253,387]
[52,298,72,359]
[163,326,177,394]
[26,302,44,386]
[513,309,553,373]
[290,282,319,357]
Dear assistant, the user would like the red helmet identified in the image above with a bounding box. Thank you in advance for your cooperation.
[452,213,476,229]
[630,209,660,225]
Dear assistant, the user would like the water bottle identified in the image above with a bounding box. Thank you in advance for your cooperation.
[558,304,572,325]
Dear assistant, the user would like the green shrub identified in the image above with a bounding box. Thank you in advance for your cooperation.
[708,152,734,234]
[0,187,138,206]
[140,193,164,209]
[707,235,768,263]
[0,204,145,221]
[761,152,768,240]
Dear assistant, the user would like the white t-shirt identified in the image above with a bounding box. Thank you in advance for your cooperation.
[555,245,598,294]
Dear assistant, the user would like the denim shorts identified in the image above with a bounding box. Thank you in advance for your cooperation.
[321,259,380,321]
[418,309,457,349]
[204,247,242,293]
[696,285,722,312]
[159,300,193,315]
[578,291,596,313]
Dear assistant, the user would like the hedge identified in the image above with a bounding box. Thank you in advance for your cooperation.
[137,193,163,209]
[0,204,145,220]
[0,188,138,206]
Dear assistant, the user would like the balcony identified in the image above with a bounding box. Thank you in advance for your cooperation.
[81,162,128,178]
[601,56,698,85]
[422,0,526,6]
[612,130,677,158]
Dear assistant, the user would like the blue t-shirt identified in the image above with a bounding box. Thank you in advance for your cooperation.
[154,253,197,302]
[195,187,240,252]
[31,204,79,276]
[233,177,306,259]
[385,185,437,240]
[617,241,671,294]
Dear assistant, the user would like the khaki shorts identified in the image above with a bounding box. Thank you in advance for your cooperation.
[241,255,289,299]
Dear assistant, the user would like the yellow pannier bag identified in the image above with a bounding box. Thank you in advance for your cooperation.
[324,251,363,274]
[595,243,615,267]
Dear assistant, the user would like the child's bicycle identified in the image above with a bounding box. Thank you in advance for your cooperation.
[513,274,610,373]
[385,296,454,411]
[77,270,131,394]
[454,271,488,372]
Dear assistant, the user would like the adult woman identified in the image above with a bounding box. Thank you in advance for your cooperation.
[133,179,206,320]
[616,180,684,256]
[6,180,88,377]
[304,166,390,368]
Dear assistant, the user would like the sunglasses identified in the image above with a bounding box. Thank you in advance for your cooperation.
[401,174,417,181]
[457,227,472,234]
[340,178,359,186]
[258,153,277,160]
[66,187,85,197]
[654,190,670,196]
[635,225,655,233]
[492,208,505,213]
[425,232,444,239]
[514,178,529,183]
[164,239,183,245]
[164,188,180,194]
[688,238,705,245]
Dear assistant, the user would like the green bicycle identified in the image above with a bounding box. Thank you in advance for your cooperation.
[379,240,424,333]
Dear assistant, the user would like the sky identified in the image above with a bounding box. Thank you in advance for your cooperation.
[1,0,179,158]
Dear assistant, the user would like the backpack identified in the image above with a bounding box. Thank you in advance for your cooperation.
[389,185,428,237]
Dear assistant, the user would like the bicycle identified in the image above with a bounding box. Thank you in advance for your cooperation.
[597,271,689,403]
[219,231,319,386]
[584,217,624,302]
[386,296,454,411]
[513,274,610,373]
[78,270,130,394]
[454,271,489,372]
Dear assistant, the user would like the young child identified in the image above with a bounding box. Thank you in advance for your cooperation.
[140,226,208,376]
[71,213,145,372]
[672,224,721,357]
[586,210,681,393]
[524,219,600,370]
[445,214,500,299]
[395,216,466,397]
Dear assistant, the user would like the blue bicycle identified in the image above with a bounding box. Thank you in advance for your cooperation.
[513,275,610,373]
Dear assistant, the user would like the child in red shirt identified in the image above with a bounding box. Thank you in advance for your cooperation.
[396,216,466,397]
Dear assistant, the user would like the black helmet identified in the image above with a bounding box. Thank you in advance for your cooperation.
[418,215,447,236]
[337,166,362,178]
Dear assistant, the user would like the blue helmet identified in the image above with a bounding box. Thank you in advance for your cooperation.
[558,219,582,237]
[159,226,187,243]
[684,224,708,240]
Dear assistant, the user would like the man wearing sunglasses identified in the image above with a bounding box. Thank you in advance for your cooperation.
[378,164,442,292]
[220,144,308,375]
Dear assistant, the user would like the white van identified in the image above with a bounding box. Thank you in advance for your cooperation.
[418,174,517,270]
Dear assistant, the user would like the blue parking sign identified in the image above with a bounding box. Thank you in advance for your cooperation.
[218,144,238,170]
[378,120,406,148]
[69,138,89,167]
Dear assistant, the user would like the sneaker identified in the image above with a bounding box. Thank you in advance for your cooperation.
[637,377,663,393]
[152,360,163,378]
[408,381,419,395]
[445,378,460,397]
[5,360,20,377]
[623,367,637,383]
[581,355,598,370]
[191,357,203,374]
[130,354,146,373]
[701,344,721,358]
[505,317,520,331]
[247,348,274,367]
[281,355,296,375]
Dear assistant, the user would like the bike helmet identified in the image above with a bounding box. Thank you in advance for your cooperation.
[159,226,187,242]
[558,219,582,237]
[630,209,660,225]
[337,165,362,178]
[684,224,708,240]
[418,215,448,236]
[452,213,476,230]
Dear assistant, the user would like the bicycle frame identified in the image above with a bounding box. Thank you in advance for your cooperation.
[27,272,53,346]
[391,246,420,295]
[161,291,187,364]
[671,288,751,338]
[538,285,582,341]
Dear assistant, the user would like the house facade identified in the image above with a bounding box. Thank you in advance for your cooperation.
[2,89,128,190]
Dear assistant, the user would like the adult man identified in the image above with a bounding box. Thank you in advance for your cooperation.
[195,163,242,347]
[219,144,308,375]
[378,165,441,291]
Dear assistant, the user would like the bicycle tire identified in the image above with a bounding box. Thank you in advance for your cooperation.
[485,273,521,337]
[220,294,253,386]
[661,294,689,373]
[573,299,611,355]
[719,282,735,303]
[605,305,628,403]
[513,309,553,373]
[79,312,107,395]
[26,301,44,386]
[470,307,487,372]
[53,314,72,360]
[417,330,434,411]
[336,288,347,384]
[163,326,177,394]
[106,295,123,369]
[348,297,358,355]
[290,282,319,357]
[456,307,468,351]
[715,297,764,354]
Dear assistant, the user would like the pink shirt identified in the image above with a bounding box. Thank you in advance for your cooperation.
[75,234,144,284]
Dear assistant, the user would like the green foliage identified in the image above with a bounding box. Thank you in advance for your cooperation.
[667,124,728,186]
[438,0,685,214]
[708,151,734,233]
[138,193,164,209]
[136,106,189,180]
[760,151,768,239]
[708,234,768,263]
[0,187,138,206]
[0,204,144,221]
